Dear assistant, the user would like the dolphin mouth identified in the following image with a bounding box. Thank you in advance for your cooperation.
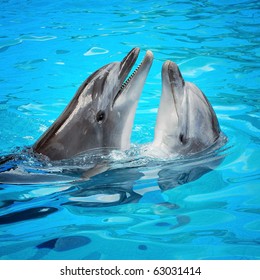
[162,60,185,119]
[119,47,140,80]
[161,60,189,145]
[113,48,153,105]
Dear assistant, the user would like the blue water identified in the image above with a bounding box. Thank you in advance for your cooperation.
[0,0,259,260]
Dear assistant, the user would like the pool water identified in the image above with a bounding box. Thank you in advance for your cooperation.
[0,0,259,260]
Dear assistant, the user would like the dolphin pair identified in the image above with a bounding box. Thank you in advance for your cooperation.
[33,48,221,160]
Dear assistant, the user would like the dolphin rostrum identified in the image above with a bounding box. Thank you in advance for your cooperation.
[152,60,221,157]
[33,48,153,160]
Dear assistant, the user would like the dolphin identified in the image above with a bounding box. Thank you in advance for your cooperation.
[33,48,153,160]
[152,60,221,157]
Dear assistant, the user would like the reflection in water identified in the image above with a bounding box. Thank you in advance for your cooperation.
[157,153,224,191]
[0,136,232,260]
[0,207,58,225]
[63,167,144,207]
[0,138,227,214]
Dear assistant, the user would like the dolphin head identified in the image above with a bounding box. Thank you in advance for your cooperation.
[33,48,153,160]
[153,60,220,156]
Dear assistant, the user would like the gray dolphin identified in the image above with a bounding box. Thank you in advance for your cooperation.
[33,48,153,160]
[152,60,221,157]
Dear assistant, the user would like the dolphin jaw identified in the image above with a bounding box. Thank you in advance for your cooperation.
[113,50,154,107]
[120,50,153,91]
[110,50,153,151]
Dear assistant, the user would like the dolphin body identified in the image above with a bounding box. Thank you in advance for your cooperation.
[33,48,153,160]
[152,60,222,157]
[0,52,226,192]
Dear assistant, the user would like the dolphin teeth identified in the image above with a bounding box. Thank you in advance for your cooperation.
[120,61,143,91]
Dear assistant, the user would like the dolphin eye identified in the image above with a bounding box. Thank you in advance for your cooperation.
[179,133,185,144]
[96,110,105,123]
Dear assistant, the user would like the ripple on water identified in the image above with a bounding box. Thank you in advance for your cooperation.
[84,47,109,56]
[128,210,235,236]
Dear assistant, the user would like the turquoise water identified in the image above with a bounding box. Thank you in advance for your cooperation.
[0,0,259,260]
